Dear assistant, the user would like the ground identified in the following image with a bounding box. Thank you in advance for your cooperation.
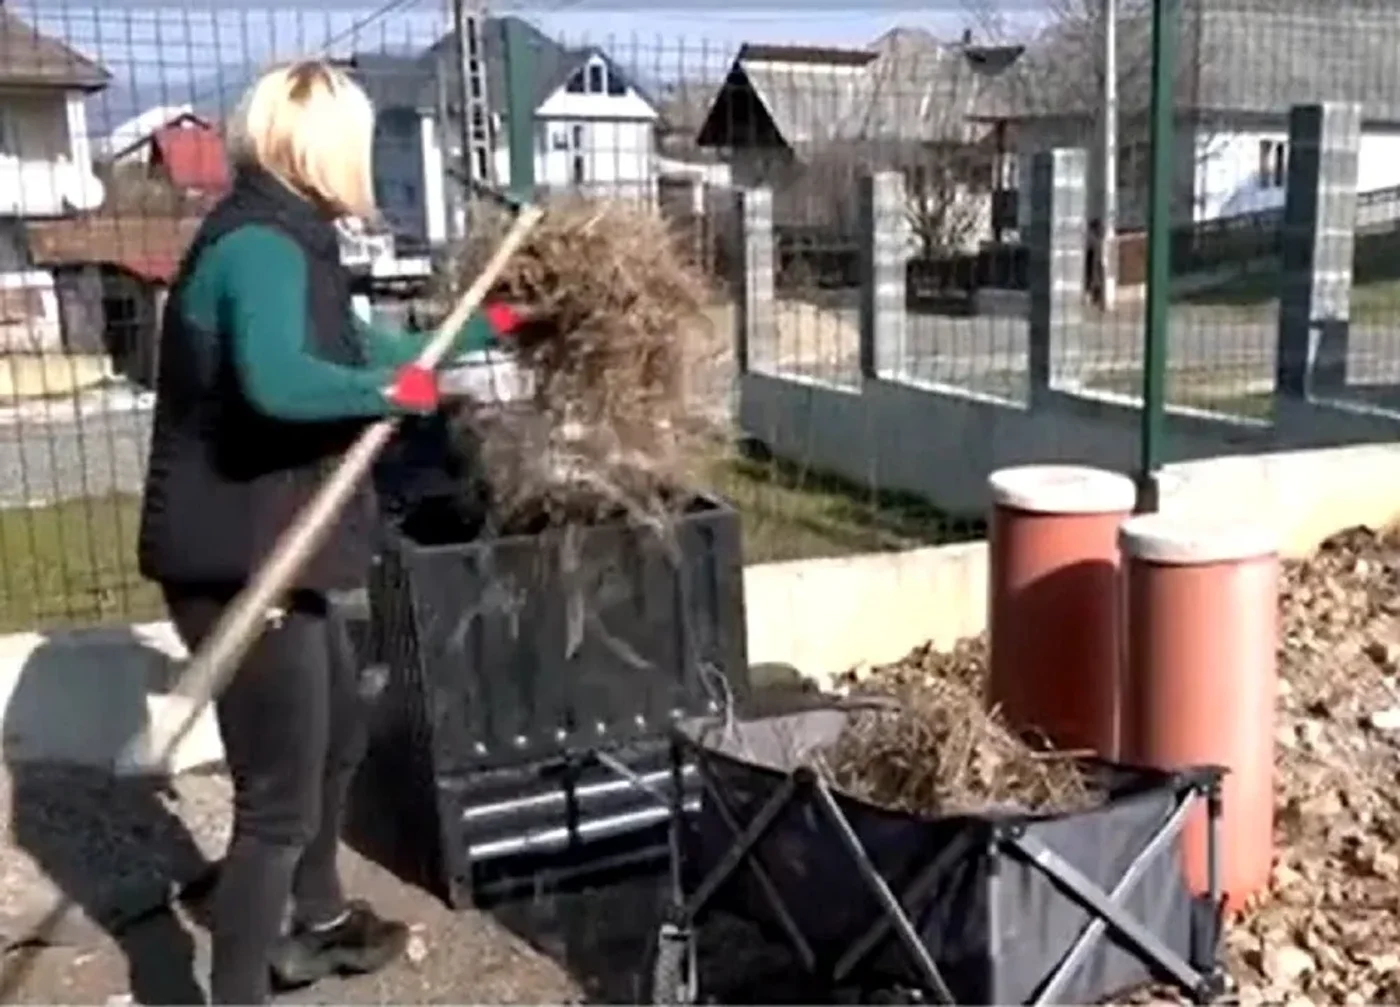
[1,526,1398,1004]
[0,765,588,1004]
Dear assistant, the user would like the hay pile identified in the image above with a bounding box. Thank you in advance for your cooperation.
[443,197,722,534]
[826,641,1100,817]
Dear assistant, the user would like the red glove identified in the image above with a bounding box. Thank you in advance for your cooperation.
[385,363,440,413]
[483,301,524,338]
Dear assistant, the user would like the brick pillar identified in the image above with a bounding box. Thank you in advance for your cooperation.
[1027,149,1087,400]
[858,171,908,378]
[736,187,775,374]
[1277,102,1361,399]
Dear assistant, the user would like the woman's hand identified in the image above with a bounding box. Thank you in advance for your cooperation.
[483,302,524,337]
[383,363,440,414]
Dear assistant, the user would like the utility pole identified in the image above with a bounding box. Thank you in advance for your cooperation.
[1100,0,1119,310]
[441,0,495,242]
[453,0,496,225]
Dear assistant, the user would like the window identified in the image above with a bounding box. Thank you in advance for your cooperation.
[566,70,585,93]
[572,153,586,185]
[1118,140,1151,192]
[571,124,586,148]
[606,68,626,96]
[587,63,605,94]
[551,126,569,151]
[1259,140,1288,189]
[998,154,1018,190]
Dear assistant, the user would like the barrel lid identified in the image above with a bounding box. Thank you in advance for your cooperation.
[1119,511,1279,565]
[988,465,1136,515]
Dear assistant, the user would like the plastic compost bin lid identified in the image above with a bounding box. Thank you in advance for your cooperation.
[988,465,1137,515]
[1119,511,1279,566]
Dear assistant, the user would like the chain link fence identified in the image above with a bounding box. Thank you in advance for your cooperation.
[1,0,1399,630]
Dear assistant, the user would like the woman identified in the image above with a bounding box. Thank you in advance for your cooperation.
[137,60,517,1004]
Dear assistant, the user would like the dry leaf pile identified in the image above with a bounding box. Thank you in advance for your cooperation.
[441,197,722,535]
[830,527,1400,1005]
[827,638,1099,817]
[1223,526,1400,1006]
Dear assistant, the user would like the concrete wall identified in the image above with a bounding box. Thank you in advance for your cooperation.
[5,438,1400,773]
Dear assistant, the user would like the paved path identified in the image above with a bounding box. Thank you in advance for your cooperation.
[0,401,151,508]
[767,300,1400,388]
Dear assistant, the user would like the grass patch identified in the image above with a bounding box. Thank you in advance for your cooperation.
[0,460,974,631]
[708,451,980,564]
[0,495,161,632]
[1080,369,1275,419]
[1179,229,1400,322]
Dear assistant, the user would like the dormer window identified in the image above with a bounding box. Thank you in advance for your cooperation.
[564,58,624,96]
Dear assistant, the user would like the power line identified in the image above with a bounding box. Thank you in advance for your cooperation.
[177,0,431,117]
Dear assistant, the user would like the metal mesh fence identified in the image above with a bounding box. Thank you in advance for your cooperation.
[3,0,1400,630]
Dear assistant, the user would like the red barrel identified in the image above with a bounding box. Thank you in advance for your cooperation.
[1118,513,1278,910]
[987,465,1136,758]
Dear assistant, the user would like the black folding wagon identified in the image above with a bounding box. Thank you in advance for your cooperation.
[647,704,1229,1005]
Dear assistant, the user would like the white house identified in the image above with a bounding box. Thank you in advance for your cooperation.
[0,7,107,220]
[0,7,109,351]
[990,0,1400,229]
[352,16,660,248]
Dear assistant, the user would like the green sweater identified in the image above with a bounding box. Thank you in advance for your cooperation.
[178,224,499,422]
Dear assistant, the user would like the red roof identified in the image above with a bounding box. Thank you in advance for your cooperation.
[151,125,230,193]
[27,216,204,286]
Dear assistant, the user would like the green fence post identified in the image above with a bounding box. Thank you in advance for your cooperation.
[503,19,535,201]
[1138,0,1176,513]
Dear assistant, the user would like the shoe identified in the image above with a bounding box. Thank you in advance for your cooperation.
[269,900,409,990]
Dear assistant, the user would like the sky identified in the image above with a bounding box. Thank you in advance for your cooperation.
[13,0,1051,131]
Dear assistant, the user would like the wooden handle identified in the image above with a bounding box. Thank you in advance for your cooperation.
[118,205,545,774]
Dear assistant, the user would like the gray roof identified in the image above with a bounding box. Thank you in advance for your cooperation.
[696,27,1023,149]
[991,0,1400,124]
[0,7,109,91]
[351,15,653,118]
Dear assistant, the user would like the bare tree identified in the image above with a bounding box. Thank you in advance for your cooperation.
[903,153,990,257]
[95,161,203,218]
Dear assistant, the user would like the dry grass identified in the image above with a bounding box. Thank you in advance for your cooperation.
[826,640,1100,817]
[443,197,723,536]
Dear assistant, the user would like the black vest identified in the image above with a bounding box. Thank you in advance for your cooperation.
[137,169,378,592]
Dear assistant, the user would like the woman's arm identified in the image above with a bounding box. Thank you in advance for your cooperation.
[355,303,516,369]
[187,226,410,422]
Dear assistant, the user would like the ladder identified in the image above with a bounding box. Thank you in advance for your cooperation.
[454,0,496,229]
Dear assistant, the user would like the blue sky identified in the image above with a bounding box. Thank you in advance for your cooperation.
[15,0,1049,130]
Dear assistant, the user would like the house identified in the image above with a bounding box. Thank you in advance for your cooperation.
[97,104,196,162]
[103,112,230,196]
[26,214,201,384]
[351,15,661,247]
[986,0,1400,229]
[693,30,1024,249]
[0,6,110,351]
[104,108,229,189]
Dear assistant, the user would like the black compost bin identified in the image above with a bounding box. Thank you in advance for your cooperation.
[656,709,1225,1005]
[361,472,751,907]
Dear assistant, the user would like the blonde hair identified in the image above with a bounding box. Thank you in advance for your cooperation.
[229,60,377,221]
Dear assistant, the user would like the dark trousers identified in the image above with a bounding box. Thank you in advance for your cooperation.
[163,584,367,1005]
